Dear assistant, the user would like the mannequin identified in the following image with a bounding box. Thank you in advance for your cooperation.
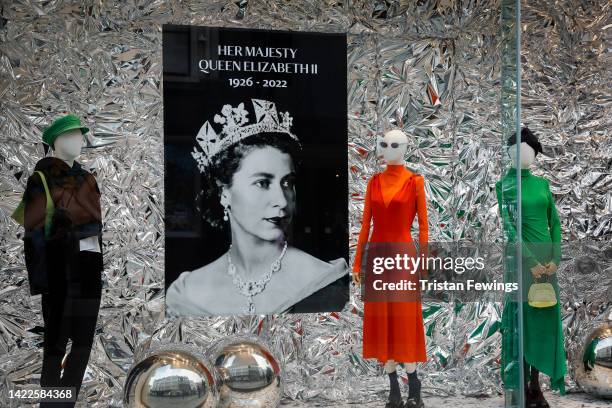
[52,128,100,253]
[23,114,103,407]
[354,130,427,408]
[496,127,566,408]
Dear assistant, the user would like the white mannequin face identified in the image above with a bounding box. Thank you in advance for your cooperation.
[53,129,84,162]
[507,142,535,169]
[379,130,408,165]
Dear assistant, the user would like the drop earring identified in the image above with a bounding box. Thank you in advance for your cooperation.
[223,205,230,221]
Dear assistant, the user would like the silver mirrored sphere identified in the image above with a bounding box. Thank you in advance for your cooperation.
[212,338,282,408]
[124,345,220,407]
[573,322,612,399]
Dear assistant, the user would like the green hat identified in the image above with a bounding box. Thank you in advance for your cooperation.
[42,114,89,148]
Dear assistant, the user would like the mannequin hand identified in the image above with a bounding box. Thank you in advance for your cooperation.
[530,264,546,279]
[352,271,361,284]
[544,262,557,275]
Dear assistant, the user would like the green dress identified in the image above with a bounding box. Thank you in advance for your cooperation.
[496,169,566,394]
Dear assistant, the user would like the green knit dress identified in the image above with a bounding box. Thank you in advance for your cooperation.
[496,169,566,394]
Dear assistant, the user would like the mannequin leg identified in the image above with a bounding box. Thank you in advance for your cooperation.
[59,252,102,407]
[528,365,549,408]
[404,363,424,408]
[40,294,73,408]
[40,294,69,388]
[59,297,100,404]
[40,241,76,408]
[384,359,398,374]
[384,360,403,406]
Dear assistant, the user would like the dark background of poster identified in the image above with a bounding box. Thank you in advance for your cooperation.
[163,25,348,310]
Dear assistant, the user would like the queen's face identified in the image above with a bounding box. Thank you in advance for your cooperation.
[225,146,296,242]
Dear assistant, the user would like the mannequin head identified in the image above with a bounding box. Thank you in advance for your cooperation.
[507,142,536,169]
[506,127,542,169]
[53,129,85,165]
[379,129,408,165]
[42,114,89,166]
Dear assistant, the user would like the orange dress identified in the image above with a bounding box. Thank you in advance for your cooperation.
[354,165,428,363]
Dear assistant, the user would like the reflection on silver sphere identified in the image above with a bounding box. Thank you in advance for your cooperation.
[573,322,612,399]
[212,338,282,408]
[124,345,220,407]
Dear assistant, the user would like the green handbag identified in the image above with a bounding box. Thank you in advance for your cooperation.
[11,171,54,238]
[527,275,557,308]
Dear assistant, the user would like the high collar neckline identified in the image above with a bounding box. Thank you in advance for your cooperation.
[509,168,531,177]
[384,164,406,173]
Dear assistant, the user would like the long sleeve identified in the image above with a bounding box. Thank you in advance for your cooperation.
[415,175,429,246]
[495,181,538,268]
[546,181,562,265]
[353,178,373,273]
[22,171,51,296]
[23,172,48,232]
[75,173,102,222]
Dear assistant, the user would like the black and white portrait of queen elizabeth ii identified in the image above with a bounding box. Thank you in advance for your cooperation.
[165,99,349,316]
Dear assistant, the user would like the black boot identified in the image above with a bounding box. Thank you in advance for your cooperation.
[528,367,550,408]
[385,371,404,408]
[405,371,424,408]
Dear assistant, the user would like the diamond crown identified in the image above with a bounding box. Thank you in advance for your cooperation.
[192,99,298,172]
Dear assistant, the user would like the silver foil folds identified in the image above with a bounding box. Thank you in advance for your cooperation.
[0,0,610,406]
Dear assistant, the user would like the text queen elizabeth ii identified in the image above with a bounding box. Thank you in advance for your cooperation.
[166,99,348,316]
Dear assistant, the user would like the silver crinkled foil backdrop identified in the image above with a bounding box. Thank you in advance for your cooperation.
[0,1,610,406]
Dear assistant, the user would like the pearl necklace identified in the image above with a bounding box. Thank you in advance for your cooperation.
[227,241,288,314]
